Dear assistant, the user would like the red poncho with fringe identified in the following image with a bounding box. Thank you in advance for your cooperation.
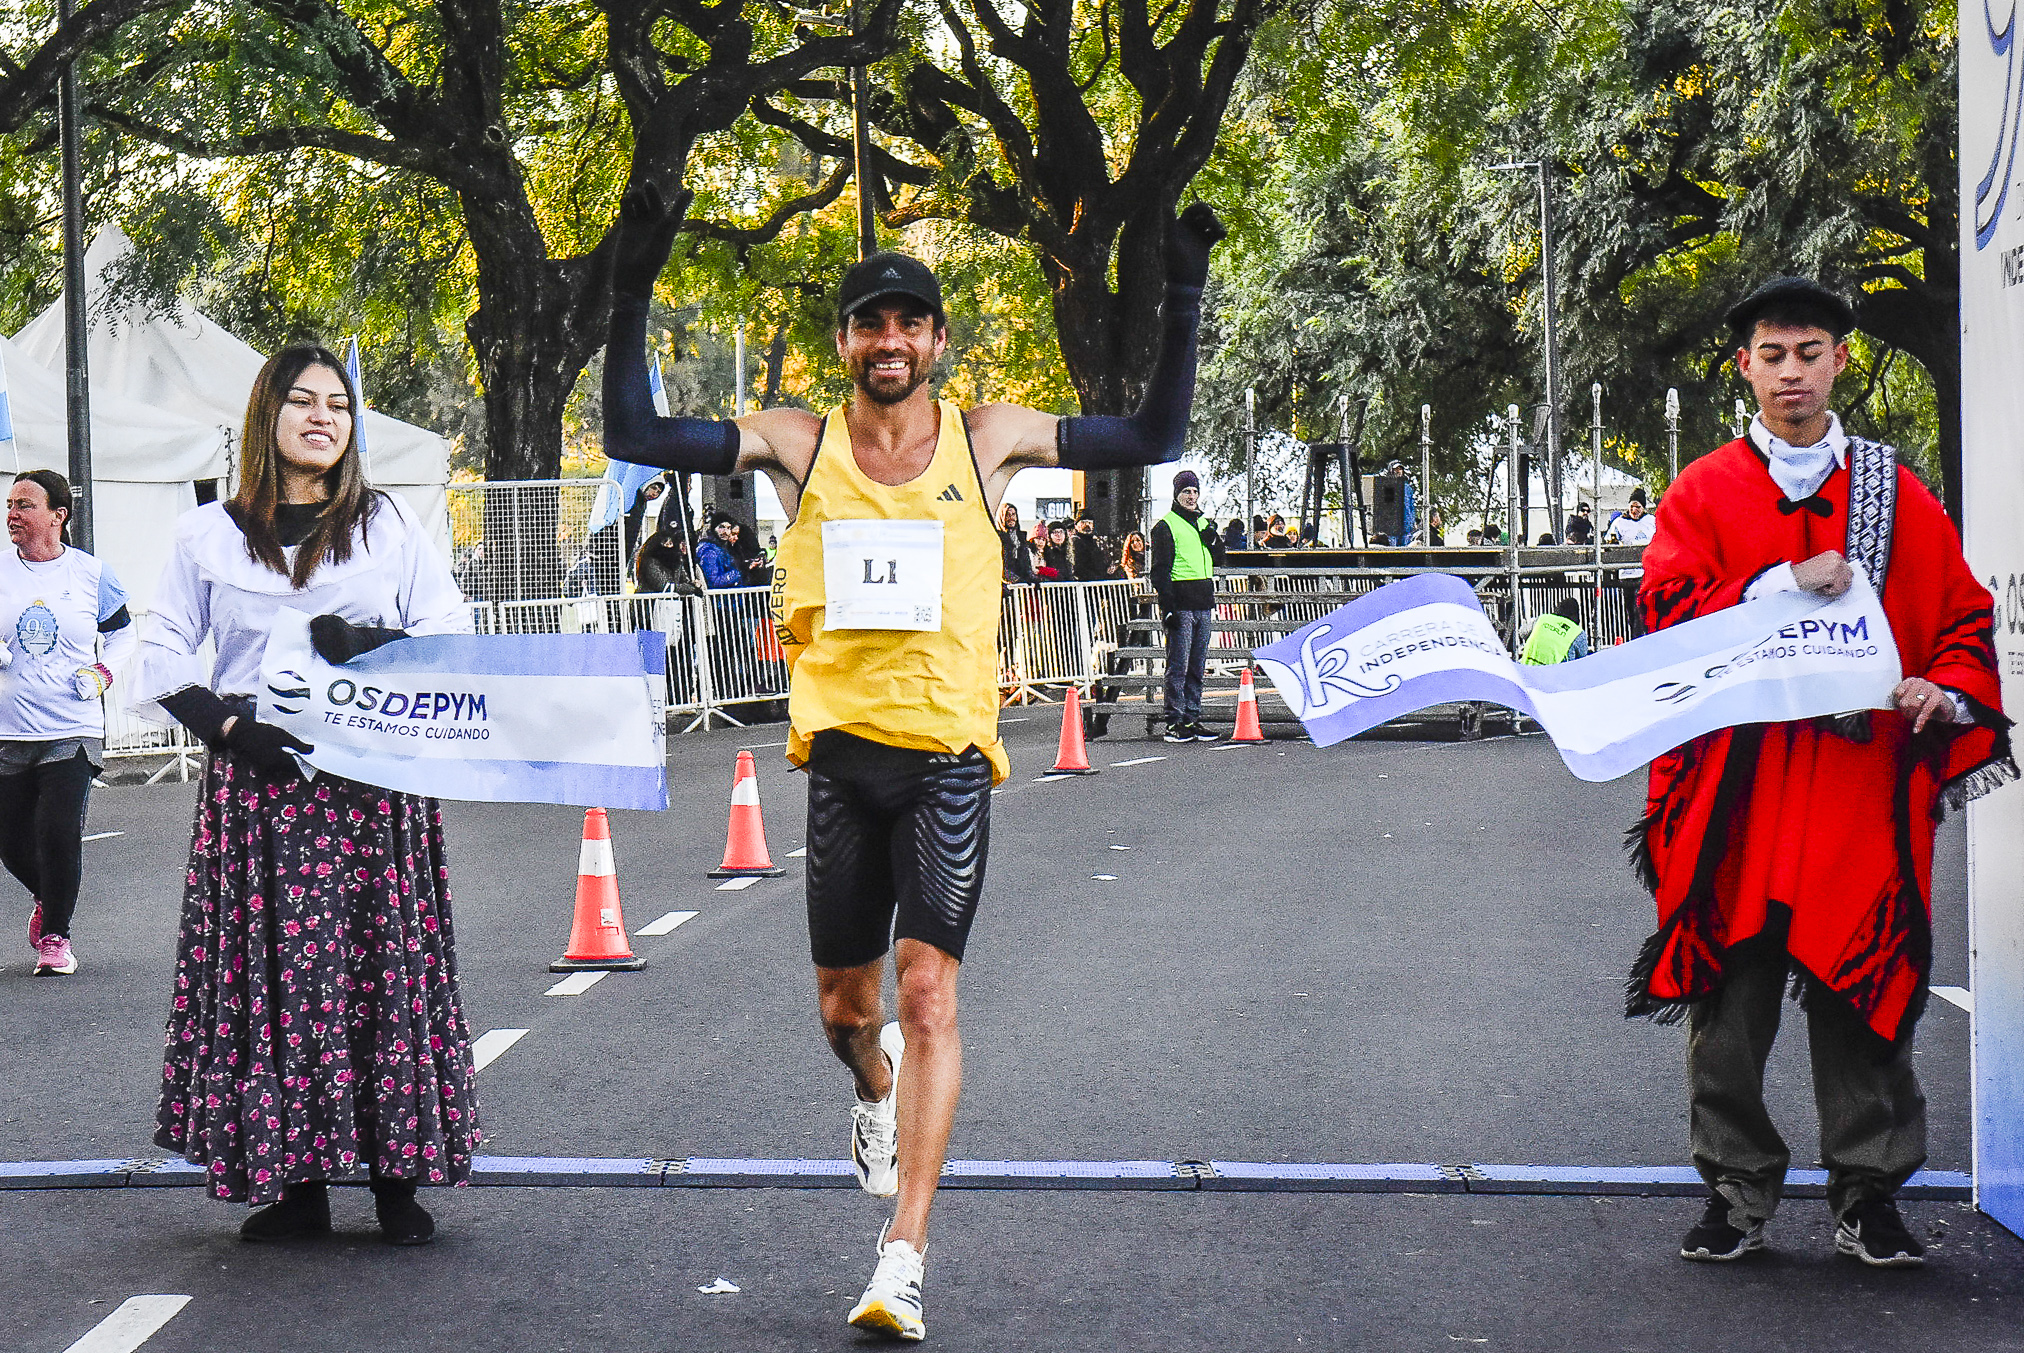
[1628,437,2014,1042]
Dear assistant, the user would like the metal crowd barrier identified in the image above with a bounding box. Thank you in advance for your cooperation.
[102,553,1648,761]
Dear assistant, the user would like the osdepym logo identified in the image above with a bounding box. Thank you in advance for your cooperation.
[267,670,312,714]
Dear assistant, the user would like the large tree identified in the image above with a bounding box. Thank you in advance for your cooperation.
[1202,0,1963,518]
[787,0,1279,530]
[88,0,898,482]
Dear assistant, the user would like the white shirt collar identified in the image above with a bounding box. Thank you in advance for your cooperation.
[1749,411,1848,502]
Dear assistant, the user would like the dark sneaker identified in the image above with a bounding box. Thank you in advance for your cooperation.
[1163,722,1192,743]
[1192,723,1220,742]
[1835,1197,1925,1268]
[1680,1195,1765,1261]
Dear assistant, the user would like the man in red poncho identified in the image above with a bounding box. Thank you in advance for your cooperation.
[1630,277,2015,1269]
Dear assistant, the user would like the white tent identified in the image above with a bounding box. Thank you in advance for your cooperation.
[12,227,451,553]
[0,331,227,610]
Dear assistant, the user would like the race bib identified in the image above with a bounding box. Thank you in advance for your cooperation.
[821,519,944,631]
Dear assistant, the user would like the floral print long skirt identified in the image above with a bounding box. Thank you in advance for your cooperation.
[154,751,482,1204]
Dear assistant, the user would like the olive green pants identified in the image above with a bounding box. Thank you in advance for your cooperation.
[1687,948,1926,1227]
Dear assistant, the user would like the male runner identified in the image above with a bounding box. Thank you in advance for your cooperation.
[602,182,1223,1340]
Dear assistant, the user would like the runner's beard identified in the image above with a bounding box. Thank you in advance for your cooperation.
[854,351,933,406]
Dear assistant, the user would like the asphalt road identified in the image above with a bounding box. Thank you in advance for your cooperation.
[0,712,2010,1352]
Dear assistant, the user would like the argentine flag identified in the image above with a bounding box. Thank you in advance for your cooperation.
[590,357,669,534]
[343,336,373,478]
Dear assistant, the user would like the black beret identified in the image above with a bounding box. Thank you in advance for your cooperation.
[1725,276,1856,344]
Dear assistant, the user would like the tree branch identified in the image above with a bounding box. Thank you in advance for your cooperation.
[0,0,182,133]
[681,158,852,244]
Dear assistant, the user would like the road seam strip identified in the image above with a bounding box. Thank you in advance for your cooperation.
[0,1157,1973,1199]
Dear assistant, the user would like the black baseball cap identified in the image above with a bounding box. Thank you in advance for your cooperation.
[837,252,944,327]
[1725,276,1856,346]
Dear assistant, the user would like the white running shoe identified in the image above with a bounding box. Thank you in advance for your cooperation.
[848,1225,926,1341]
[851,1021,904,1197]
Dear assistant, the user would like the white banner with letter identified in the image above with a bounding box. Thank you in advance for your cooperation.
[822,519,944,630]
[1254,570,1900,782]
[257,609,668,809]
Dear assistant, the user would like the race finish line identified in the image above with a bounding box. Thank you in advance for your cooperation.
[0,1155,1973,1198]
[1254,570,1898,780]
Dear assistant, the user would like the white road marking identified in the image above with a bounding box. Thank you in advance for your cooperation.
[787,847,807,858]
[1035,773,1076,783]
[1214,741,1254,750]
[742,741,789,749]
[1110,756,1166,767]
[1932,985,1973,1013]
[715,877,759,892]
[60,1295,191,1353]
[82,831,124,842]
[1092,874,1118,881]
[999,716,1032,724]
[471,1028,529,1070]
[1108,844,1133,851]
[545,971,608,996]
[637,909,700,936]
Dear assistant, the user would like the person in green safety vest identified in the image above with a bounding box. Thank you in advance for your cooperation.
[1151,468,1227,740]
[1520,597,1590,665]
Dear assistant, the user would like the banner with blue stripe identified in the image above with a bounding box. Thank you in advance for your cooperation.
[1254,569,1901,782]
[258,609,668,809]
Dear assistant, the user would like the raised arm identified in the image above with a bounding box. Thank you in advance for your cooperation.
[976,204,1226,491]
[602,183,749,477]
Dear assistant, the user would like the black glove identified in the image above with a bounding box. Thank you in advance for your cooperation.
[310,614,407,665]
[1162,609,1179,630]
[1165,202,1227,289]
[610,180,695,299]
[225,718,315,779]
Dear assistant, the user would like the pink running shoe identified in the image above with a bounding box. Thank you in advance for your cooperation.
[27,901,42,949]
[33,933,75,976]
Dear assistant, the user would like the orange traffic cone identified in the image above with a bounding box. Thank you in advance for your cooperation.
[710,750,785,878]
[1050,686,1100,774]
[1231,668,1266,743]
[550,807,646,972]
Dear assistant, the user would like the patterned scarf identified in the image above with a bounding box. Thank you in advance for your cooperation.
[1843,434,1896,591]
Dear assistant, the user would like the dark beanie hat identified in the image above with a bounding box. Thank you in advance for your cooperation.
[1173,469,1200,492]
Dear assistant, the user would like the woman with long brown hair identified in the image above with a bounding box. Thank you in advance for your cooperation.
[134,344,478,1244]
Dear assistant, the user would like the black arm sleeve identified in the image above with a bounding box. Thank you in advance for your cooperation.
[603,290,741,475]
[158,685,232,749]
[1055,282,1202,471]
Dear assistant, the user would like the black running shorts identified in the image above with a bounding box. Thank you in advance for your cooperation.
[804,730,992,968]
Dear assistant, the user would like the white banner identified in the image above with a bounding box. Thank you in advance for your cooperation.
[1962,2,2024,1231]
[1254,570,1900,782]
[257,609,668,809]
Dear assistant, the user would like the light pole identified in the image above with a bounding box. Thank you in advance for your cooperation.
[794,6,879,260]
[1243,387,1256,545]
[1665,387,1680,484]
[1490,158,1560,542]
[1419,403,1432,545]
[58,0,93,550]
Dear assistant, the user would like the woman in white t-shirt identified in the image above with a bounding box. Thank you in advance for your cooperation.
[0,470,135,976]
[134,344,478,1246]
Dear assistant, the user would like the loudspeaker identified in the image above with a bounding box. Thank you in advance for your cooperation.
[1372,478,1406,539]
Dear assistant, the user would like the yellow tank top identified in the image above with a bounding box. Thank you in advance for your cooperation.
[773,400,1008,782]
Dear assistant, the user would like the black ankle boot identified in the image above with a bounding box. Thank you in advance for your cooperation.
[370,1175,435,1246]
[240,1181,331,1241]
